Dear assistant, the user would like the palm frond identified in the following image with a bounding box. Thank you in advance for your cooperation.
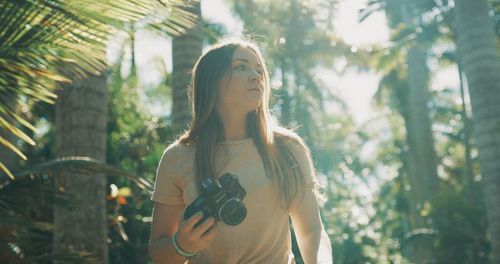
[5,156,154,192]
[0,161,14,180]
[0,0,197,177]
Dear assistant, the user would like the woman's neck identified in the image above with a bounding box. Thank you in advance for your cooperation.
[218,111,249,141]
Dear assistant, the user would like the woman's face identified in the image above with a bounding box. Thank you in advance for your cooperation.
[216,46,265,116]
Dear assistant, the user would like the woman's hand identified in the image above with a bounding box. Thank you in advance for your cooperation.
[175,212,218,253]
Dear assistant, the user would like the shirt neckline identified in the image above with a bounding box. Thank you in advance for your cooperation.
[218,137,254,145]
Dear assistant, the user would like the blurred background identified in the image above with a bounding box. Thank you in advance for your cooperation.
[1,0,499,263]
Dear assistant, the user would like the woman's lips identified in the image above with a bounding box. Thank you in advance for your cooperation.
[248,87,262,92]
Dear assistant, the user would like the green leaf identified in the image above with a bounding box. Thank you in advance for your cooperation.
[0,160,15,180]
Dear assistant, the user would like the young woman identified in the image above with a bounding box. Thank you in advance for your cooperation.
[149,40,332,264]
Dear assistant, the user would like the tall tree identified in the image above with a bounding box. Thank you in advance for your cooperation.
[53,72,109,262]
[453,0,500,262]
[172,1,203,133]
[402,5,440,263]
[405,32,439,200]
[366,1,441,261]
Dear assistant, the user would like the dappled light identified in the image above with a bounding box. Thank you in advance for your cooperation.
[1,0,499,263]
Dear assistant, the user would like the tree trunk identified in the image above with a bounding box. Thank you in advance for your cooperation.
[400,6,440,260]
[453,0,500,262]
[53,72,108,263]
[406,45,440,198]
[457,64,479,206]
[172,1,203,133]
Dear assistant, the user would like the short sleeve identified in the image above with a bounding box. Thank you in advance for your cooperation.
[151,144,185,205]
[287,140,318,187]
[287,140,323,214]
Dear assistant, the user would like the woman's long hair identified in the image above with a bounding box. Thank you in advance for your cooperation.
[178,40,313,209]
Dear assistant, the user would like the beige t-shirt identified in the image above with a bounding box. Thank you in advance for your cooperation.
[151,137,316,264]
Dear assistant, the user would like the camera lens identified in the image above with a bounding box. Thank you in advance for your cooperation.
[218,198,247,226]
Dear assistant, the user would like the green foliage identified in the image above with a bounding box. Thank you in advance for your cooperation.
[0,174,99,263]
[431,189,489,263]
[203,21,229,45]
[1,0,496,263]
[0,0,194,262]
[104,31,174,263]
[0,0,195,178]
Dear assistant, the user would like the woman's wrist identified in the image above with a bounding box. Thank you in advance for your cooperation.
[172,232,197,258]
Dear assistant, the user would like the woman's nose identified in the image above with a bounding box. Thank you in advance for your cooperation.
[250,69,261,81]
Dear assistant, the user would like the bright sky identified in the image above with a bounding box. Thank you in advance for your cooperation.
[326,0,389,124]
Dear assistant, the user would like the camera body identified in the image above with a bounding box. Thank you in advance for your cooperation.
[184,173,247,226]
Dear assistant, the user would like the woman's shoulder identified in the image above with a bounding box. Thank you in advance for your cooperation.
[274,127,309,153]
[160,140,196,162]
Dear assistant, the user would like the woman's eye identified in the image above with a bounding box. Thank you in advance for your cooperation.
[235,65,245,70]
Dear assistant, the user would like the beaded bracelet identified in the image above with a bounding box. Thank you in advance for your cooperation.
[172,232,196,258]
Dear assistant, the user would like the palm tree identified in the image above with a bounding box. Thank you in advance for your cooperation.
[453,0,500,262]
[406,43,439,200]
[172,1,203,133]
[1,0,196,261]
[402,6,440,263]
[0,0,195,178]
[53,72,109,262]
[364,1,441,261]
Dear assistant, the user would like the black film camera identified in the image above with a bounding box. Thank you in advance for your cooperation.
[184,173,247,226]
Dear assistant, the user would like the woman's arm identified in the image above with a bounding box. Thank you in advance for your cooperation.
[289,188,333,264]
[149,203,217,264]
[149,203,187,264]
